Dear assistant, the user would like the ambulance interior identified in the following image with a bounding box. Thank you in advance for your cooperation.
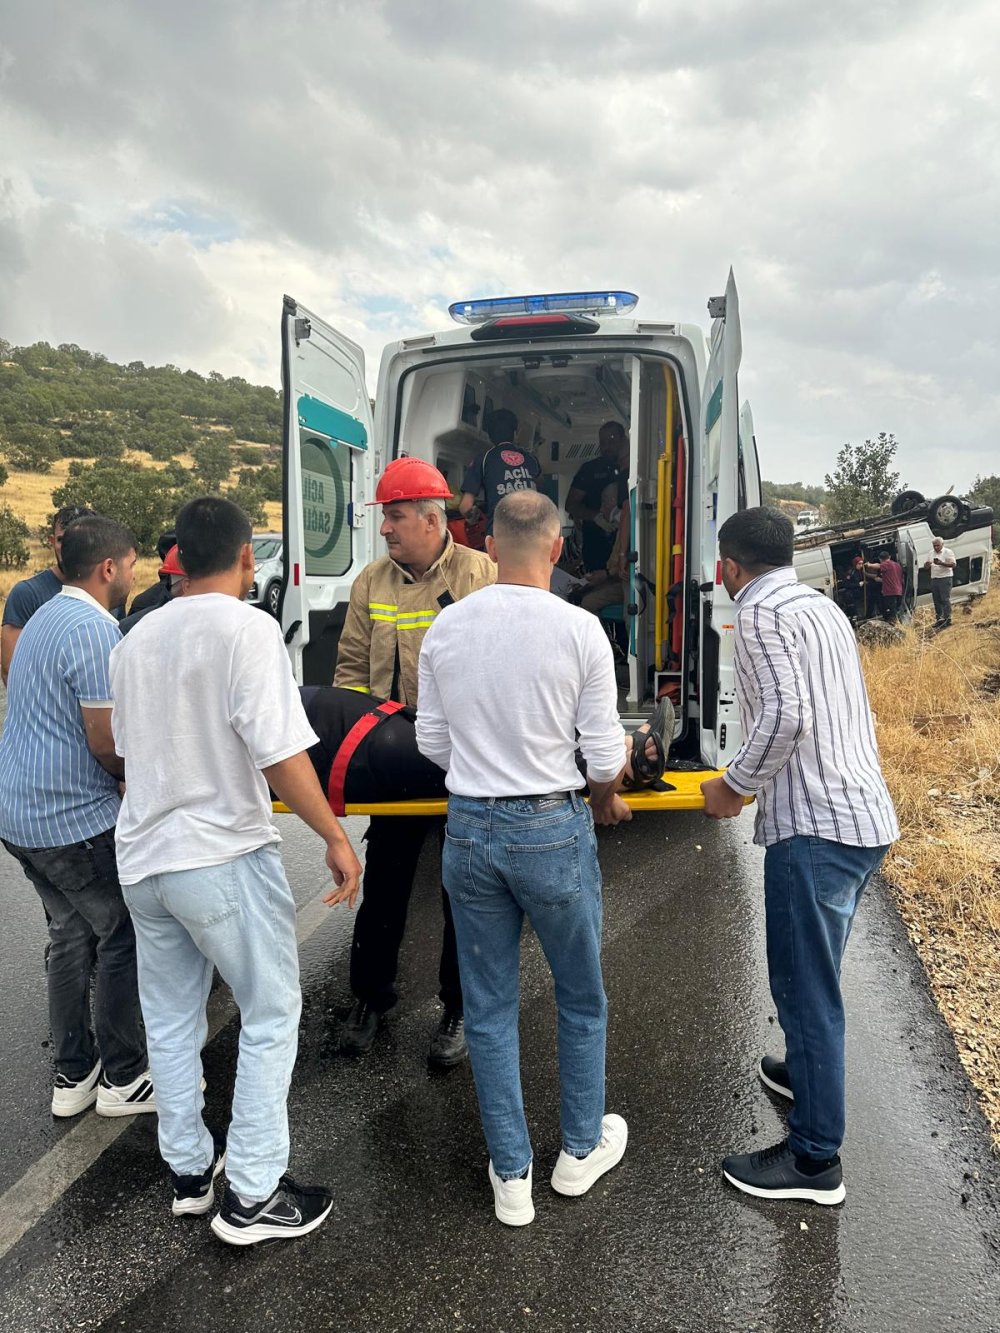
[392,352,690,737]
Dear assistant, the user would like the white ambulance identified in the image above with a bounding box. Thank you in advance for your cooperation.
[278,279,760,812]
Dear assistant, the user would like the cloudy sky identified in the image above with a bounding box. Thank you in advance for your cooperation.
[2,0,998,493]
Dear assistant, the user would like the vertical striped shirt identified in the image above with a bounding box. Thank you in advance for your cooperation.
[0,587,122,848]
[723,567,899,849]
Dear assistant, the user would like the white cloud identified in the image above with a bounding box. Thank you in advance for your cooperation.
[0,0,998,493]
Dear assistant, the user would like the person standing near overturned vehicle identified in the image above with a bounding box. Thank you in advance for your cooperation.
[334,458,496,1066]
[701,506,898,1206]
[925,536,956,628]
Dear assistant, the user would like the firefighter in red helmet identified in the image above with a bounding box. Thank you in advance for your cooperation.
[334,457,496,1067]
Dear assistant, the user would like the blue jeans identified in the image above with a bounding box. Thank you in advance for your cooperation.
[764,836,889,1159]
[3,829,147,1084]
[123,846,301,1201]
[443,792,607,1179]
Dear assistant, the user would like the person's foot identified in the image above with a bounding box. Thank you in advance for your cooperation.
[722,1139,845,1205]
[95,1069,156,1117]
[550,1114,628,1196]
[428,1010,468,1069]
[210,1175,334,1246]
[51,1060,102,1118]
[488,1162,534,1226]
[759,1055,793,1101]
[340,1000,382,1056]
[171,1129,227,1217]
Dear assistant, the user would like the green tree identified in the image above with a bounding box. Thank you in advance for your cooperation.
[0,503,31,567]
[1,423,62,473]
[192,435,234,491]
[225,477,267,526]
[0,460,8,489]
[966,474,1000,547]
[823,433,904,523]
[51,460,178,553]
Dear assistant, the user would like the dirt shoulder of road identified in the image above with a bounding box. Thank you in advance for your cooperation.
[861,577,1000,1148]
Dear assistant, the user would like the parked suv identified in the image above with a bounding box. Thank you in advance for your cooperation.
[247,533,283,617]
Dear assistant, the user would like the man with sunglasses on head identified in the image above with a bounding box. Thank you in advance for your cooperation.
[1,505,94,686]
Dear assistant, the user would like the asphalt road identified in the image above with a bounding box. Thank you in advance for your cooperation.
[1,809,999,1333]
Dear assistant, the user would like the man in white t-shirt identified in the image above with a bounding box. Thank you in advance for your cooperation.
[416,489,636,1228]
[110,497,361,1246]
[924,537,957,627]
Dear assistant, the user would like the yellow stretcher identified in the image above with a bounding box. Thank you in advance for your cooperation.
[273,768,744,817]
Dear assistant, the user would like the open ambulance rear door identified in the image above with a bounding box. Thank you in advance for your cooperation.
[698,270,744,771]
[280,296,375,686]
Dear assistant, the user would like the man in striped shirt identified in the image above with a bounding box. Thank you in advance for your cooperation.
[701,507,898,1206]
[0,516,152,1119]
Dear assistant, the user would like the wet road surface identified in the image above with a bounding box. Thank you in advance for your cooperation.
[1,810,999,1333]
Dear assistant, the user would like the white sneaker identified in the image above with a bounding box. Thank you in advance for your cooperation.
[95,1069,156,1117]
[51,1060,102,1117]
[550,1114,628,1196]
[488,1161,534,1226]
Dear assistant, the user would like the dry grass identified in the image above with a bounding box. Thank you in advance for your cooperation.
[862,575,1000,1145]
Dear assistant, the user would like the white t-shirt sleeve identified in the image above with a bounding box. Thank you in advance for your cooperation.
[228,614,319,769]
[415,627,453,771]
[574,619,626,783]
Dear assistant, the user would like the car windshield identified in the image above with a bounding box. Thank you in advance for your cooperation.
[253,537,281,561]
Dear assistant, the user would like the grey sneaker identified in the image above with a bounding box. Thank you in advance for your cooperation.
[210,1175,333,1246]
[170,1129,227,1217]
[550,1114,628,1196]
[759,1055,793,1101]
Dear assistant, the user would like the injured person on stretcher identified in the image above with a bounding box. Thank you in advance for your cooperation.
[296,686,675,814]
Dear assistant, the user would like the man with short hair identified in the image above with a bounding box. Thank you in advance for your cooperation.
[701,506,898,1206]
[565,420,629,527]
[1,504,94,685]
[111,496,361,1243]
[459,408,541,535]
[865,548,904,622]
[416,489,637,1226]
[334,457,496,1065]
[925,536,956,627]
[0,515,152,1119]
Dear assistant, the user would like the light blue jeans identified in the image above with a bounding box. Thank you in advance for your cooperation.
[123,845,301,1201]
[443,792,607,1179]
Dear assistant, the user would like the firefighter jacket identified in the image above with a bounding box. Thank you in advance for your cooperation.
[333,533,496,707]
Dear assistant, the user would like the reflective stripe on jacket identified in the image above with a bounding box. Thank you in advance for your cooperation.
[333,533,496,706]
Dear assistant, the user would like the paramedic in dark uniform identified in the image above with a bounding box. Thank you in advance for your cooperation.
[458,409,541,534]
[333,457,496,1067]
[565,421,629,526]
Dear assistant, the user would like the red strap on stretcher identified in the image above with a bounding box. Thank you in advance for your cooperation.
[327,701,406,816]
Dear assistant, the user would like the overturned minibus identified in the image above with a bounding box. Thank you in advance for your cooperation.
[278,279,760,813]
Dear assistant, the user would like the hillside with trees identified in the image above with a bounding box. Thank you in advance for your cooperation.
[0,338,283,560]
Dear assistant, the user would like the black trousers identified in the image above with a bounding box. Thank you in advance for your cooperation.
[349,814,462,1015]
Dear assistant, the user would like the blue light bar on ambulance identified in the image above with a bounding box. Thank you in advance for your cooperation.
[448,290,639,325]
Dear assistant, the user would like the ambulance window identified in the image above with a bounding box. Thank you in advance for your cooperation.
[300,432,352,577]
[971,556,983,582]
[953,556,972,587]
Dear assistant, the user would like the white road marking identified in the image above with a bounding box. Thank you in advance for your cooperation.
[0,879,340,1262]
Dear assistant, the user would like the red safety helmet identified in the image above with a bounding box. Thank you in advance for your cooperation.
[368,457,453,506]
[159,544,185,577]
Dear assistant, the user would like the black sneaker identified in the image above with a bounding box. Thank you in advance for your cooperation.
[759,1055,793,1101]
[340,1000,382,1056]
[210,1175,333,1246]
[171,1129,227,1217]
[722,1138,845,1205]
[428,1010,468,1069]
